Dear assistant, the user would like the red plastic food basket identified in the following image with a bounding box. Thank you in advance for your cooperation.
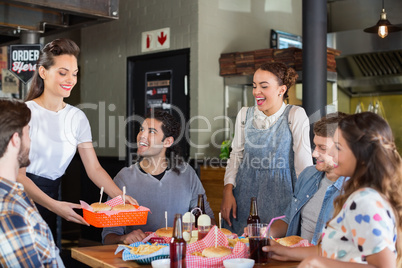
[81,196,149,228]
[83,209,148,228]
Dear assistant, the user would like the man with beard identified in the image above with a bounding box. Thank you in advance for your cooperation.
[268,112,347,245]
[0,99,64,267]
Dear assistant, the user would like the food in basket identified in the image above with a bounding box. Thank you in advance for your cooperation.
[220,228,233,236]
[202,246,232,258]
[81,196,149,228]
[274,235,304,246]
[228,237,249,248]
[111,204,137,211]
[90,202,112,212]
[190,252,203,257]
[155,227,173,237]
[128,243,167,255]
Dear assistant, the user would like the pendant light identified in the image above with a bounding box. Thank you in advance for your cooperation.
[363,0,401,38]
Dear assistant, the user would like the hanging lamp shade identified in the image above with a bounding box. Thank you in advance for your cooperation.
[363,1,402,38]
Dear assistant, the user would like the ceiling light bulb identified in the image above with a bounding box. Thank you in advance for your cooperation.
[378,25,388,38]
[364,3,401,38]
[378,8,389,38]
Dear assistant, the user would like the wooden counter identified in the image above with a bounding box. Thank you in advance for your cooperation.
[199,166,225,221]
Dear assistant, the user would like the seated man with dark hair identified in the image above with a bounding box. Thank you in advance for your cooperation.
[0,99,64,267]
[102,110,215,244]
[269,112,348,245]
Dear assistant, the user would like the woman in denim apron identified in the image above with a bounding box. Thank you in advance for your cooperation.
[221,62,312,235]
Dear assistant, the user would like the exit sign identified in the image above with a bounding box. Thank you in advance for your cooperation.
[141,28,170,52]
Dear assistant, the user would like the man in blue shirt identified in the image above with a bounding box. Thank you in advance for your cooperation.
[269,112,347,245]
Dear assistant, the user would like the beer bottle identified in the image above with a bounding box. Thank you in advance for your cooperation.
[247,197,260,225]
[193,194,205,228]
[170,214,186,268]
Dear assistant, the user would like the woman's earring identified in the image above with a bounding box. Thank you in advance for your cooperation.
[278,94,282,97]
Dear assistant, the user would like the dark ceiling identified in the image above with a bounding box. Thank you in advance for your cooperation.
[0,0,119,45]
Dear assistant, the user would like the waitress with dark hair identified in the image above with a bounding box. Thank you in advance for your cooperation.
[17,38,137,244]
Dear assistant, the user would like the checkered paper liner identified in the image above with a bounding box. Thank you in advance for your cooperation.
[186,226,248,268]
[80,196,150,227]
[140,227,238,244]
[290,239,313,247]
[142,232,171,244]
[115,242,169,264]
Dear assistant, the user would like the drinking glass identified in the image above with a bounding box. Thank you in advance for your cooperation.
[247,223,270,264]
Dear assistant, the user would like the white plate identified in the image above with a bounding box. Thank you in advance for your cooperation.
[151,258,170,268]
[223,258,255,268]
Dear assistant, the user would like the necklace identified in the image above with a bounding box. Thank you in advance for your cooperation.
[37,97,66,112]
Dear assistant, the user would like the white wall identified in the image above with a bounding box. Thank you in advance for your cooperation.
[80,0,198,158]
[78,0,302,159]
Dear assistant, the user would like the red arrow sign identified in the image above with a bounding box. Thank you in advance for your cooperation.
[158,31,167,45]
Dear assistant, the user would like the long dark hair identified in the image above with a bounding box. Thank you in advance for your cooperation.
[332,112,402,263]
[0,99,31,158]
[25,38,80,101]
[146,110,183,174]
[257,62,298,99]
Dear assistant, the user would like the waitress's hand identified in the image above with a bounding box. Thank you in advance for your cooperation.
[123,195,139,206]
[221,184,237,226]
[51,201,89,226]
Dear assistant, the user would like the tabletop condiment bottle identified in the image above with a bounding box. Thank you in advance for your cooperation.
[193,194,205,228]
[197,214,211,241]
[247,197,260,225]
[182,212,195,243]
[170,214,186,268]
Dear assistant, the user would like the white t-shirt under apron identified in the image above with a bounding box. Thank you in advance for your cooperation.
[224,103,313,187]
[26,101,92,180]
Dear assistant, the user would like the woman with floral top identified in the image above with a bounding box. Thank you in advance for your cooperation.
[263,112,401,268]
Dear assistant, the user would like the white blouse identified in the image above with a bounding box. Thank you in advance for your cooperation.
[224,103,312,187]
[26,101,92,180]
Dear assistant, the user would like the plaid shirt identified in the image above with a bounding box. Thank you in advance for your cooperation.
[0,177,62,267]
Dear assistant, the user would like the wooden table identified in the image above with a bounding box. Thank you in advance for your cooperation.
[255,260,300,267]
[71,244,299,268]
[71,244,150,268]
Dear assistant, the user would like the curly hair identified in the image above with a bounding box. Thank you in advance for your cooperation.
[25,38,80,101]
[146,110,183,174]
[257,62,298,99]
[332,112,402,264]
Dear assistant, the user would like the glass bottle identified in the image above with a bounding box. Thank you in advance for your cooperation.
[247,197,260,225]
[170,214,186,268]
[193,194,205,228]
